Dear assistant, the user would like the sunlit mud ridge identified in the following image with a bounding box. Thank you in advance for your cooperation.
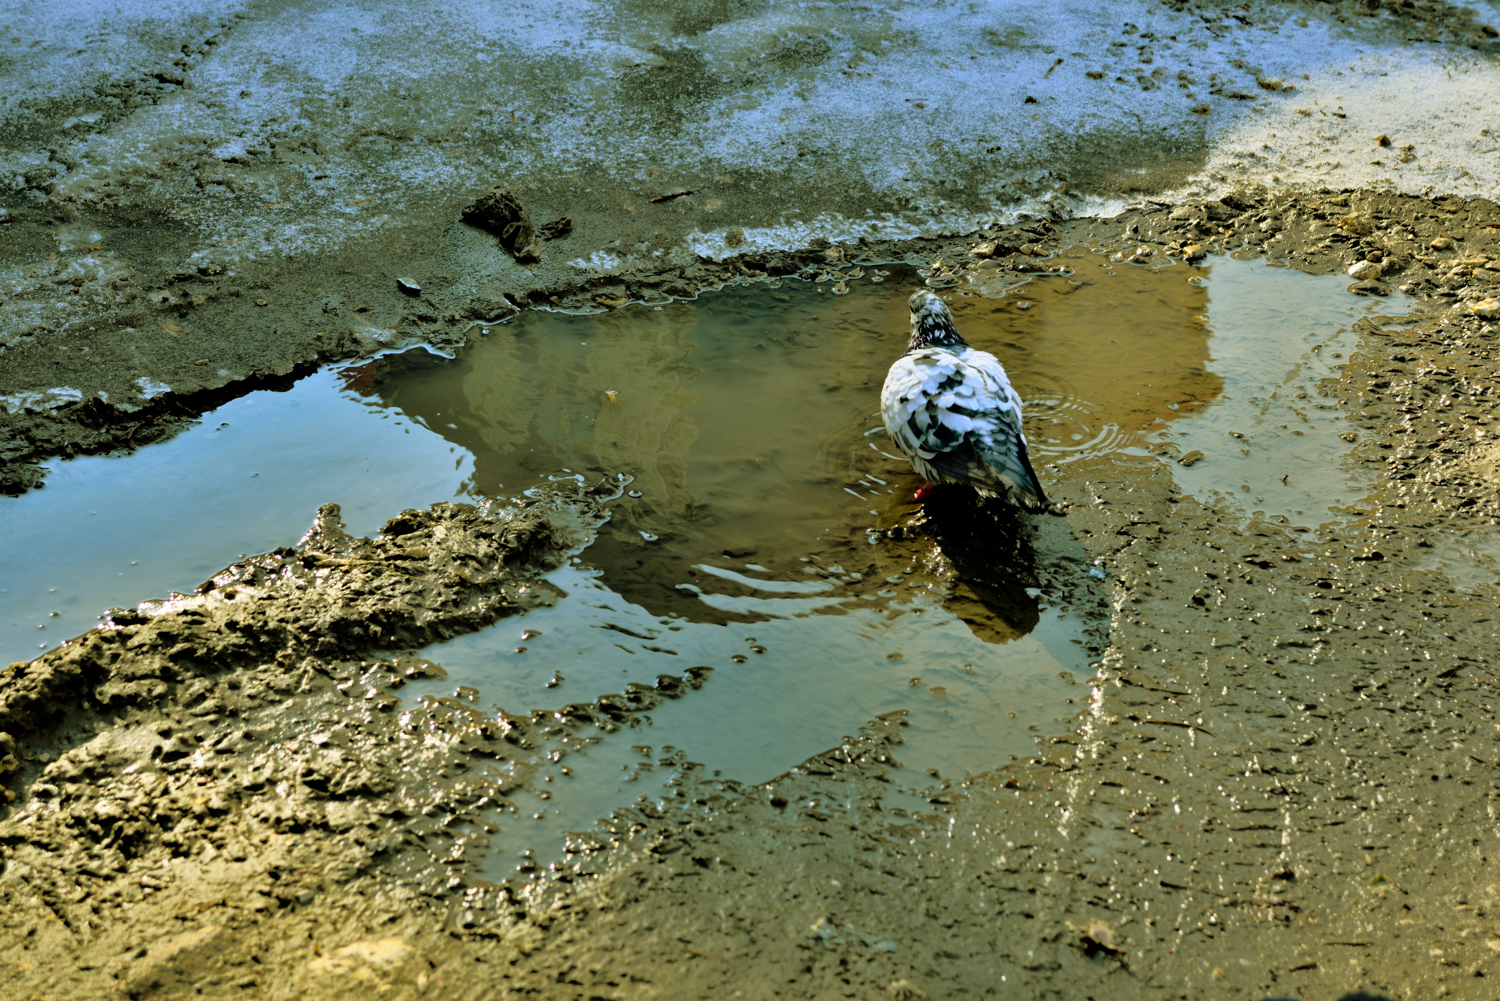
[0,487,613,735]
[0,491,640,935]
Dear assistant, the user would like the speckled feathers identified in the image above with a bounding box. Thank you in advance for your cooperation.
[881,292,1049,511]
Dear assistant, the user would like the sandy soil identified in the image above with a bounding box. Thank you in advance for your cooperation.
[5,2,1500,1000]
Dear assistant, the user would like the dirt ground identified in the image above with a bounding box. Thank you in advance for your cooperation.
[6,2,1500,1000]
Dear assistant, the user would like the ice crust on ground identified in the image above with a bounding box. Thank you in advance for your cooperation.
[5,0,1498,273]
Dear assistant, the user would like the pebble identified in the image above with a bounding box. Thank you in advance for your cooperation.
[1347,260,1383,281]
[886,980,927,1001]
[1349,279,1391,296]
[1182,244,1206,261]
[1431,236,1456,250]
[1178,450,1205,467]
[1470,298,1500,319]
[1339,214,1373,236]
[396,278,421,296]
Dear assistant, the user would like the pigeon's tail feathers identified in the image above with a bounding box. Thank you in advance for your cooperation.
[973,436,1050,512]
[916,436,1050,513]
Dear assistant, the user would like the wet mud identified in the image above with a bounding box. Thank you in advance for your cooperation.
[4,188,1500,1001]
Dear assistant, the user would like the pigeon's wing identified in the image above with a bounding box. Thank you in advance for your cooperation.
[881,347,1049,511]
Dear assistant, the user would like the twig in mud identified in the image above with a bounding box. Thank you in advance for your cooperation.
[1142,718,1215,737]
[649,190,694,203]
[1121,678,1192,696]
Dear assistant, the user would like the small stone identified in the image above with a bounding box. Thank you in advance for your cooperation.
[1347,259,1384,281]
[971,241,997,258]
[1134,245,1155,259]
[255,299,268,306]
[1082,919,1124,954]
[1366,250,1383,263]
[1349,279,1391,296]
[1178,450,1205,467]
[1470,298,1500,319]
[1169,205,1197,220]
[1339,214,1374,236]
[1375,133,1391,147]
[1183,244,1206,261]
[1431,236,1456,250]
[396,278,421,297]
[724,226,745,248]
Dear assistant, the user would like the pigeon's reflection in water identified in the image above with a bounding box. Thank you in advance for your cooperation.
[916,487,1045,643]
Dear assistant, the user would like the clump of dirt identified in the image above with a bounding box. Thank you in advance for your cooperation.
[460,186,543,264]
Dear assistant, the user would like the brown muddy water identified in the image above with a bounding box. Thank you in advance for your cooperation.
[0,253,1428,876]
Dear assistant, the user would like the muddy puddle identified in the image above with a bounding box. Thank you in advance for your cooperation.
[0,252,1435,875]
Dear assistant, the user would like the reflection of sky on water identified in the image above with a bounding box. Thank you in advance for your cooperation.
[1158,258,1411,530]
[0,365,469,667]
[404,563,1094,869]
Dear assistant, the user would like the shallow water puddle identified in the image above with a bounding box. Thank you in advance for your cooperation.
[400,562,1092,866]
[1154,257,1411,529]
[0,253,1426,866]
[0,362,470,665]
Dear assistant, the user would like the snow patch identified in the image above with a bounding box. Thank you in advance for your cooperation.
[0,387,84,414]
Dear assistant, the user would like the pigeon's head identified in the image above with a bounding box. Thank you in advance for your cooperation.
[907,290,967,350]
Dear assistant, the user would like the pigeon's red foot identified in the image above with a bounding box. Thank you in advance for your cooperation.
[912,485,936,502]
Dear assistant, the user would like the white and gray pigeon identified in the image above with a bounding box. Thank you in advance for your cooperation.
[880,290,1050,511]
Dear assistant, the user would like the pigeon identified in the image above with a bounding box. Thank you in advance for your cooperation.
[880,290,1050,511]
